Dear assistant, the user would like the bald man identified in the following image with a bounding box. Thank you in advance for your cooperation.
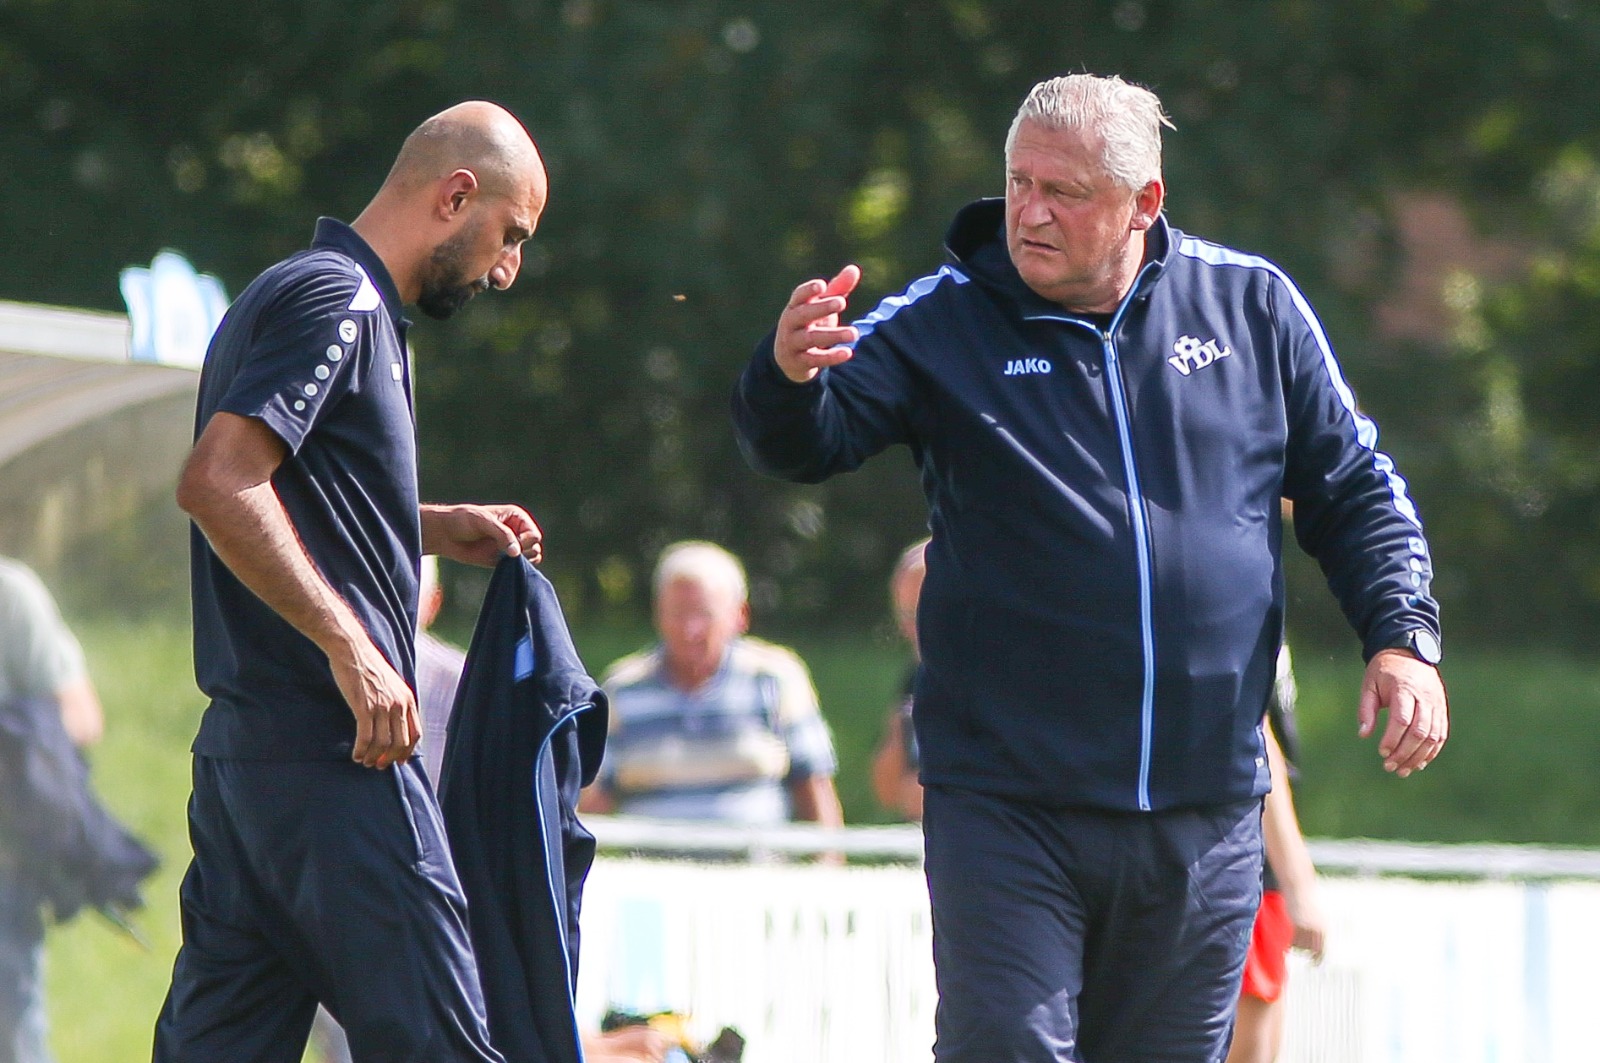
[155,102,546,1063]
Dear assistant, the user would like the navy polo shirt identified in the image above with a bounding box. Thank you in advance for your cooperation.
[189,219,420,760]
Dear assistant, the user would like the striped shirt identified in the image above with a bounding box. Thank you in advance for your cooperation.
[599,637,837,825]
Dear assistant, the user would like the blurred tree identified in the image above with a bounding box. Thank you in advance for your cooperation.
[1421,145,1600,642]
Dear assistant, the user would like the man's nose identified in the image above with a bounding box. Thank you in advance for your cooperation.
[1018,189,1051,227]
[489,244,522,291]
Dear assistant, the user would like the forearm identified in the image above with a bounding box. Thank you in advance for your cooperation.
[187,477,367,660]
[419,503,459,556]
[56,676,104,747]
[732,337,837,482]
[1295,487,1440,659]
[871,713,923,819]
[1263,783,1317,898]
[870,711,906,806]
[1285,346,1439,657]
[180,414,418,768]
[789,775,844,828]
[1262,731,1317,898]
[419,501,542,566]
[732,332,904,484]
[871,749,907,811]
[892,776,924,821]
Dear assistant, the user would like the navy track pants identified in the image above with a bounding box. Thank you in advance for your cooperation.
[153,756,503,1063]
[923,785,1263,1063]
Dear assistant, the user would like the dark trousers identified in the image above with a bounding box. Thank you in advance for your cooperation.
[153,757,503,1063]
[923,785,1263,1063]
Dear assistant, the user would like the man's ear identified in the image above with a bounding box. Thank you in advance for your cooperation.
[437,168,480,220]
[736,600,751,636]
[1131,178,1164,231]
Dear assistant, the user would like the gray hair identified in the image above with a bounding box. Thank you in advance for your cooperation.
[653,540,748,606]
[1004,74,1174,190]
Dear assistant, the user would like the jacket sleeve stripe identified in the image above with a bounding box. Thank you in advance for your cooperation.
[852,265,970,343]
[1176,238,1424,531]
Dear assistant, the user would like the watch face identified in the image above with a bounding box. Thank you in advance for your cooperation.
[1412,630,1442,664]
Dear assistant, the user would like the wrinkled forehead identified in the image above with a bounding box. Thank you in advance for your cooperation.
[1009,118,1105,165]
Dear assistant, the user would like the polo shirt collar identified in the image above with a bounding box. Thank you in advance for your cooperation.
[311,217,408,329]
[652,640,736,695]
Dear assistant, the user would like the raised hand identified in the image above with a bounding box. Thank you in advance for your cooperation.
[774,264,862,383]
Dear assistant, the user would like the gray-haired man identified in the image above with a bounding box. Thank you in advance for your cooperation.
[735,73,1447,1060]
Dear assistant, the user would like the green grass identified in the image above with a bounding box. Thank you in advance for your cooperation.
[39,613,1600,1061]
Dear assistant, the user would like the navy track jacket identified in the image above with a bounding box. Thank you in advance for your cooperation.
[439,556,608,1063]
[733,199,1441,812]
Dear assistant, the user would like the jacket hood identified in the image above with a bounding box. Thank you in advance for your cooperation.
[942,197,1175,316]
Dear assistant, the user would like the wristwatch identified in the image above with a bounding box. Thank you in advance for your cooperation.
[1388,629,1442,665]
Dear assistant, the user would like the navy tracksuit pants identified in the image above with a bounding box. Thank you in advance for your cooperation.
[923,785,1263,1063]
[153,756,503,1063]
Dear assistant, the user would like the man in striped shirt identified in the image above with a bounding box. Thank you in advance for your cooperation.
[580,541,842,829]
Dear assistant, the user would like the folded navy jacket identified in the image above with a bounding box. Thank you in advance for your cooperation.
[439,555,608,1063]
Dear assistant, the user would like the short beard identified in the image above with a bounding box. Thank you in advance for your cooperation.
[416,226,491,320]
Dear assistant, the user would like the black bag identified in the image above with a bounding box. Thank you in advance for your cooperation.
[0,695,159,924]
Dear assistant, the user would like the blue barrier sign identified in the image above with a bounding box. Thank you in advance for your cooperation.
[119,250,228,368]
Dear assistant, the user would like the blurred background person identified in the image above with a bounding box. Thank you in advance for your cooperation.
[415,554,469,792]
[582,1024,671,1063]
[871,538,928,822]
[580,541,843,830]
[0,557,103,749]
[0,556,107,1063]
[1228,644,1327,1063]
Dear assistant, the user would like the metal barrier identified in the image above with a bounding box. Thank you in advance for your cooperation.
[576,816,1600,1063]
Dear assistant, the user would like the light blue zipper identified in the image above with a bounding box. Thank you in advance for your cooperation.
[1025,261,1161,810]
[530,701,598,1060]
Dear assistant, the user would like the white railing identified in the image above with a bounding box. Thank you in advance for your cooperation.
[576,816,1600,1063]
[587,815,1600,879]
[0,299,131,362]
[585,815,924,861]
[576,857,939,1063]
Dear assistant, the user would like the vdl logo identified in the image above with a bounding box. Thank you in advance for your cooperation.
[1168,335,1231,376]
[1004,357,1053,376]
